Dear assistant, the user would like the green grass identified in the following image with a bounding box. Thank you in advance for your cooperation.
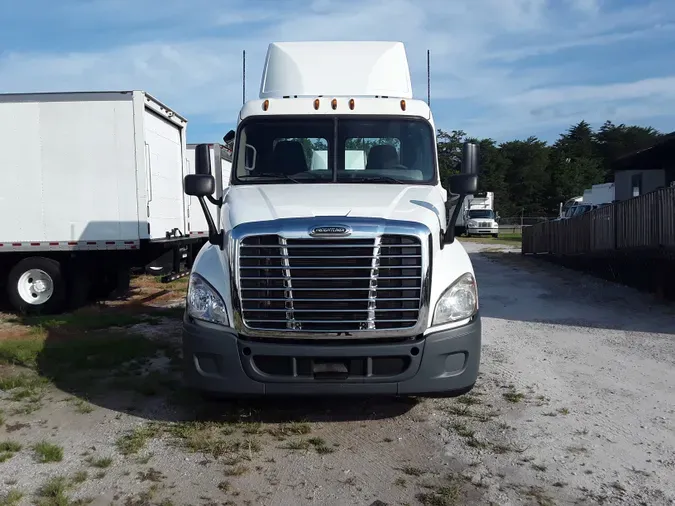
[33,441,64,463]
[116,425,160,455]
[0,440,22,463]
[8,312,159,332]
[0,333,164,381]
[0,490,23,506]
[86,456,113,468]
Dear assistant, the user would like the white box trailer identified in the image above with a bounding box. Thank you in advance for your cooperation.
[185,143,233,231]
[0,91,208,313]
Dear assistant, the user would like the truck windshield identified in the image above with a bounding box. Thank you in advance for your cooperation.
[232,117,436,185]
[468,210,494,219]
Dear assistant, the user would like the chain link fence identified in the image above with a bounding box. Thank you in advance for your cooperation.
[498,216,552,234]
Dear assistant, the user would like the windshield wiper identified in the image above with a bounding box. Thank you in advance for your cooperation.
[239,173,301,183]
[348,175,407,184]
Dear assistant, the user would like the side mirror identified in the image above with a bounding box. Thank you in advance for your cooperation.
[223,130,235,144]
[461,141,479,174]
[185,144,221,247]
[448,174,478,195]
[194,143,212,175]
[184,174,215,197]
[443,142,480,246]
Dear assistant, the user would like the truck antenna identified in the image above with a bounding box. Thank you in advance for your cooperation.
[427,49,431,107]
[242,50,246,105]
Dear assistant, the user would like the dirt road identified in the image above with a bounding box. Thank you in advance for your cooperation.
[1,243,674,505]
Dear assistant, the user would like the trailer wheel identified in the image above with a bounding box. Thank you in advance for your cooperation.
[7,257,66,314]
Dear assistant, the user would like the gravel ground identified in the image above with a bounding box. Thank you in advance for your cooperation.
[1,243,674,506]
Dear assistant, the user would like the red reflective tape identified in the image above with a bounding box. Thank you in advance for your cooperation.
[130,245,137,249]
[68,242,77,245]
[49,242,59,246]
[86,241,96,245]
[105,241,115,245]
[12,243,21,246]
[31,242,40,246]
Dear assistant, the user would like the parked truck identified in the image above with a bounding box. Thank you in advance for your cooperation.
[463,191,499,238]
[181,40,482,398]
[0,91,208,314]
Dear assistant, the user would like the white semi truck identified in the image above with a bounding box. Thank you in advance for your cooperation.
[0,91,208,313]
[181,41,482,397]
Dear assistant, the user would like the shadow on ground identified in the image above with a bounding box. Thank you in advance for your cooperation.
[0,276,417,426]
[470,249,675,335]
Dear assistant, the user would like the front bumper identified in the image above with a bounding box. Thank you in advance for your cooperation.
[182,314,481,396]
[467,228,498,235]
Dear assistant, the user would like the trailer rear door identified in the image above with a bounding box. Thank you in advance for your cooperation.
[143,108,186,239]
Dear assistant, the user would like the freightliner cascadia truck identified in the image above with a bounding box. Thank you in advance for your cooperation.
[182,41,482,397]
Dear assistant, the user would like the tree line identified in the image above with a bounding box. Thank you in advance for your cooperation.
[438,121,666,217]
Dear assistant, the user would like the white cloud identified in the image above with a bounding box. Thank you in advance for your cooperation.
[1,0,673,140]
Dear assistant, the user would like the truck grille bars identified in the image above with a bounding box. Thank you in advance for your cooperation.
[237,233,424,336]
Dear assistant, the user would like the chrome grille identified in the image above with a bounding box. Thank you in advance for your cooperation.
[238,234,423,333]
[479,221,490,227]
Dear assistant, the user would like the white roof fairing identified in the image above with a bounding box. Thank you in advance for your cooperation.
[259,41,413,99]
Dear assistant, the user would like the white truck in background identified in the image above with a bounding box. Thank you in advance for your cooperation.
[0,91,208,314]
[181,40,482,398]
[460,192,499,238]
[557,183,615,220]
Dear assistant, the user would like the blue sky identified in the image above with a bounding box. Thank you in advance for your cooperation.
[1,0,674,144]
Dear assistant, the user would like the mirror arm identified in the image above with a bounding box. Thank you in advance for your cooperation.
[442,193,464,248]
[206,195,222,206]
[197,196,224,249]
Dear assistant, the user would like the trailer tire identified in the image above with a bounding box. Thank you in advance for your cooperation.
[7,257,66,314]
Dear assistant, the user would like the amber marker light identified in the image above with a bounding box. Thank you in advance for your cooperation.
[314,98,320,110]
[400,99,406,111]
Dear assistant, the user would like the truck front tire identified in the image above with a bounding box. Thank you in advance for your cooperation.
[7,257,66,314]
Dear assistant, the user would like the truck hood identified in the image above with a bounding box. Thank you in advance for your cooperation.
[222,184,446,233]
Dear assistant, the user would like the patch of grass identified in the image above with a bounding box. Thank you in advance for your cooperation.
[557,407,570,415]
[71,471,88,485]
[0,489,23,506]
[383,437,394,443]
[401,466,424,477]
[116,425,159,455]
[281,439,311,451]
[35,476,71,506]
[465,437,488,449]
[137,468,165,482]
[531,463,547,472]
[502,390,525,403]
[0,409,4,427]
[94,471,106,479]
[267,422,311,439]
[450,422,475,439]
[70,398,94,414]
[136,453,153,465]
[416,483,461,506]
[394,477,407,488]
[552,481,567,488]
[87,456,113,468]
[223,465,248,477]
[217,481,231,492]
[567,446,589,455]
[307,437,334,454]
[0,372,49,391]
[12,312,157,332]
[33,440,64,463]
[0,334,163,380]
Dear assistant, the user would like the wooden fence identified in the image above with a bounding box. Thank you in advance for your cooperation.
[522,186,675,256]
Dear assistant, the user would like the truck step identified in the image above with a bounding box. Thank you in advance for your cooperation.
[160,270,191,283]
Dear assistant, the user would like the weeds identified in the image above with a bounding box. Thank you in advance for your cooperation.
[0,490,23,506]
[223,465,248,477]
[0,441,22,462]
[33,441,64,463]
[502,391,525,403]
[116,425,159,455]
[401,466,424,477]
[87,456,113,468]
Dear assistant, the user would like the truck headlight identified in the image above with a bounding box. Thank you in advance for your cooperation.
[432,273,478,326]
[467,220,477,227]
[186,273,229,326]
